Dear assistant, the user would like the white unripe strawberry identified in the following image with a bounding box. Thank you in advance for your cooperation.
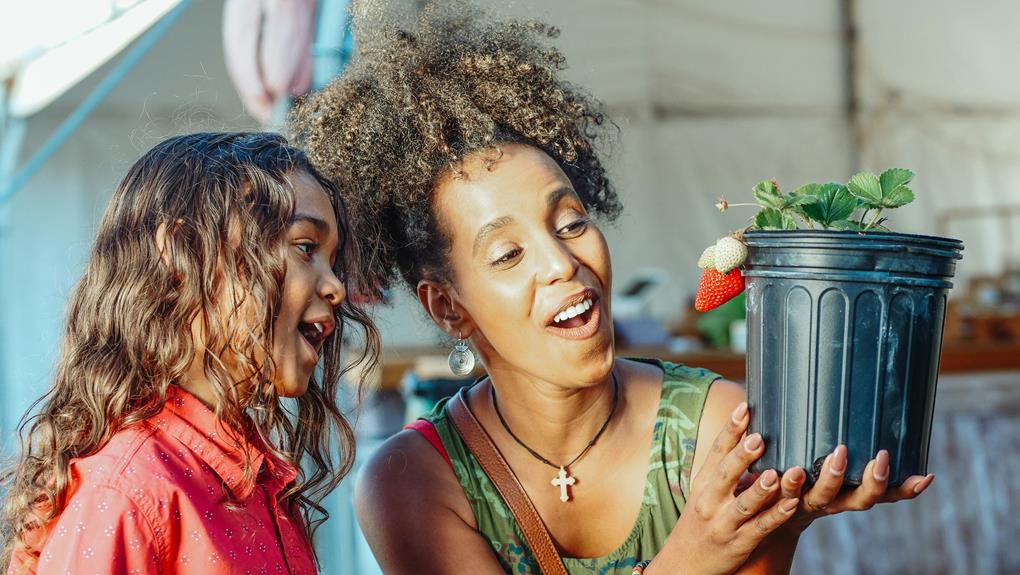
[713,236,748,274]
[697,245,716,270]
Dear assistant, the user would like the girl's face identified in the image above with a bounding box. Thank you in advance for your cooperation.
[428,144,615,386]
[271,170,346,397]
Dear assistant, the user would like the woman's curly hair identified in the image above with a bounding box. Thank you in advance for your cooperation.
[289,1,622,293]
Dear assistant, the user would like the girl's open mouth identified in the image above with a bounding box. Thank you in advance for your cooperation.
[297,321,330,362]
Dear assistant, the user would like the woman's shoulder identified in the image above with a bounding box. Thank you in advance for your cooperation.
[618,357,723,413]
[355,427,477,531]
[657,359,724,387]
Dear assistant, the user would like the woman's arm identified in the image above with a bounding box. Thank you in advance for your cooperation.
[355,430,506,574]
[645,380,800,575]
[686,380,935,575]
[694,380,801,575]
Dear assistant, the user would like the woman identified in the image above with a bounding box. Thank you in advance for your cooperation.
[290,5,933,573]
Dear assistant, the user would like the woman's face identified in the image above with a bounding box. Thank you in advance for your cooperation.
[430,144,614,386]
[270,170,346,397]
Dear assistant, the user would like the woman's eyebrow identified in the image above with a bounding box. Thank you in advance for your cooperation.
[473,215,514,256]
[545,186,575,206]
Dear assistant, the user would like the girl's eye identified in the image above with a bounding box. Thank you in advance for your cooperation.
[557,217,590,237]
[490,247,522,267]
[296,242,318,257]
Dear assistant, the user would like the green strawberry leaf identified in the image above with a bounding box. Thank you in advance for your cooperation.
[880,168,914,195]
[754,208,797,230]
[881,185,914,208]
[786,194,819,208]
[753,180,786,210]
[800,182,856,227]
[791,183,820,198]
[742,168,915,233]
[847,172,883,206]
[830,219,867,231]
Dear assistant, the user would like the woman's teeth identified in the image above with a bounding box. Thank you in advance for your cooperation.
[553,298,593,324]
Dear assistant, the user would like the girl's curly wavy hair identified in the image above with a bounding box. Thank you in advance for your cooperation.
[289,1,622,293]
[0,132,379,570]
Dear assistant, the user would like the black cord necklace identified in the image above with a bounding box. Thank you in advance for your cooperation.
[489,371,619,503]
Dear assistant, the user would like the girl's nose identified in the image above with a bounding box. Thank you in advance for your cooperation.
[320,269,346,307]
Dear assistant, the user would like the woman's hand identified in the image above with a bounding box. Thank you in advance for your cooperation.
[648,402,797,575]
[775,446,935,533]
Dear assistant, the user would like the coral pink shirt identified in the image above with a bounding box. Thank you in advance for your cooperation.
[10,386,317,575]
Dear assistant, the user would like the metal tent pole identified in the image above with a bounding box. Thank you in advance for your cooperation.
[841,0,861,173]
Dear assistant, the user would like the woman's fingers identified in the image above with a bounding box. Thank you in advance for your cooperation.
[837,450,889,511]
[801,445,847,514]
[693,402,750,495]
[735,496,800,544]
[880,473,935,503]
[734,470,760,495]
[708,432,765,501]
[779,466,806,500]
[724,469,780,529]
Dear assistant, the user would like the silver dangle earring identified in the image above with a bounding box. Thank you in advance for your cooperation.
[448,331,476,376]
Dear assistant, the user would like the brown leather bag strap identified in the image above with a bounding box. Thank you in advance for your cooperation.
[446,388,569,575]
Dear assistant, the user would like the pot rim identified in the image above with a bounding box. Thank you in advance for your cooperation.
[743,229,963,252]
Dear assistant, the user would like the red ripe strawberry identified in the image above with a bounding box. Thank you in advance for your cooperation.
[695,268,745,312]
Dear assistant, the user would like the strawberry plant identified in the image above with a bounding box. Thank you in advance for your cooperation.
[726,168,962,487]
[694,168,916,311]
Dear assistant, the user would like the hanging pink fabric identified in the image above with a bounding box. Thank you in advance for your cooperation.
[222,0,316,124]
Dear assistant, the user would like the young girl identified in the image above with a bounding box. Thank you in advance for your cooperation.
[0,132,379,574]
[290,4,933,574]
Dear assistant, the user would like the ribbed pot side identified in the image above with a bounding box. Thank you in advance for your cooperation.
[742,230,964,485]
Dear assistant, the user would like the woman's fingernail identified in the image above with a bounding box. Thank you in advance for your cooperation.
[829,445,847,476]
[731,402,748,424]
[744,433,763,452]
[914,474,934,494]
[760,469,777,488]
[781,498,799,512]
[873,450,889,482]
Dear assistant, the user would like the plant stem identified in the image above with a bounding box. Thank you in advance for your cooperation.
[864,208,884,231]
[859,208,870,226]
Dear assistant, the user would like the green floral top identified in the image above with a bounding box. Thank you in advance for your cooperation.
[425,359,720,574]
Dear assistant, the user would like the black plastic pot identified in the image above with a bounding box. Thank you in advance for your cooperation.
[743,230,963,486]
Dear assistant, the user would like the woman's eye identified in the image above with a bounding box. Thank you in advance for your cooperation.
[558,218,590,237]
[491,248,522,267]
[296,242,318,257]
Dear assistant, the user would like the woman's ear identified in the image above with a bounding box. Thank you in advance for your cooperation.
[417,279,474,338]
